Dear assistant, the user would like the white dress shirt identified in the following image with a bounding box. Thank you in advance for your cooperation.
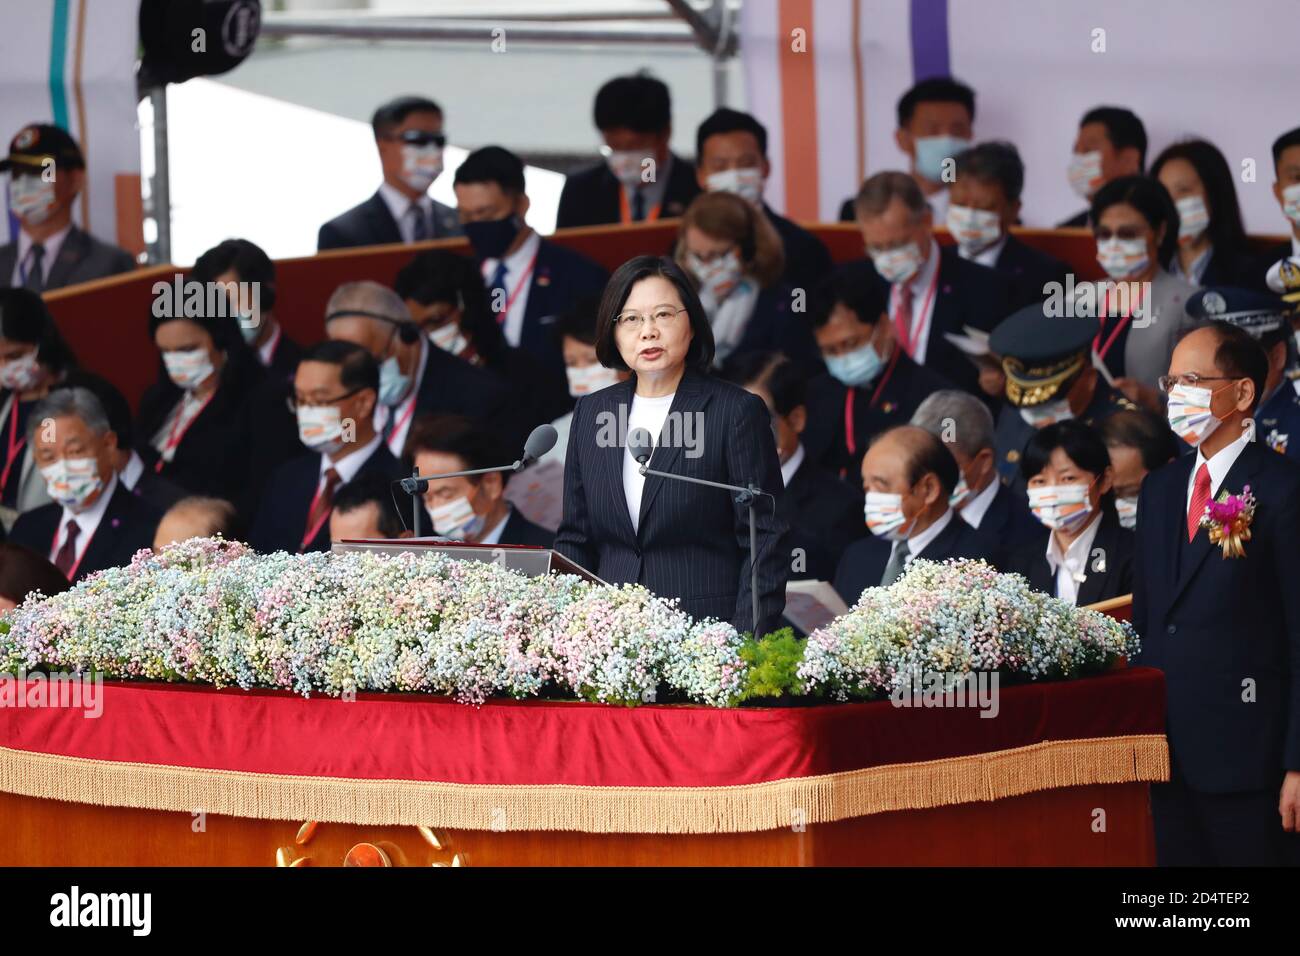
[120,450,146,491]
[1186,429,1252,512]
[890,238,942,365]
[12,223,72,286]
[958,475,1000,530]
[478,507,512,545]
[620,153,674,219]
[481,230,541,348]
[957,233,1007,270]
[257,322,283,368]
[779,442,806,489]
[925,186,950,223]
[623,391,675,534]
[1045,510,1103,606]
[900,506,954,564]
[50,472,118,570]
[377,182,433,244]
[151,390,209,464]
[321,431,382,487]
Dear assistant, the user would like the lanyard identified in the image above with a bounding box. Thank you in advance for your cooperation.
[298,475,335,552]
[484,251,539,326]
[618,188,661,224]
[155,389,216,473]
[386,391,419,454]
[893,266,941,359]
[843,346,902,457]
[0,395,25,494]
[1094,284,1146,362]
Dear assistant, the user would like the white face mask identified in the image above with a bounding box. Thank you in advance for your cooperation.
[1175,195,1210,244]
[1019,398,1074,427]
[0,350,44,391]
[162,348,215,391]
[8,174,56,225]
[1115,495,1139,529]
[1028,483,1094,533]
[400,143,444,193]
[430,493,485,541]
[870,241,925,284]
[706,167,764,205]
[566,362,620,397]
[864,490,912,541]
[1166,381,1226,447]
[688,249,745,302]
[604,149,650,188]
[297,404,347,455]
[427,320,467,356]
[947,204,1002,256]
[1096,237,1149,280]
[40,457,103,513]
[1068,150,1104,199]
[1282,182,1300,227]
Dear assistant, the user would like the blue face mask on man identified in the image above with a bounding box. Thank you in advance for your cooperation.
[913,135,970,183]
[825,340,885,388]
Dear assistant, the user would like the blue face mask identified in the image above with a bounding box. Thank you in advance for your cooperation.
[825,341,884,388]
[377,355,412,407]
[913,135,970,183]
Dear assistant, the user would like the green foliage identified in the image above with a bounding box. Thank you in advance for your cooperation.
[738,628,808,701]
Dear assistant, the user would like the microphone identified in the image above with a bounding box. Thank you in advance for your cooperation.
[519,423,558,468]
[627,426,654,467]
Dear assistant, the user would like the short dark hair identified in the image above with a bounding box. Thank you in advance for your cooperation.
[1099,408,1180,472]
[1081,106,1147,169]
[1021,419,1115,514]
[1271,126,1300,174]
[0,542,70,606]
[0,287,76,374]
[872,425,960,498]
[1089,175,1180,266]
[594,74,671,134]
[453,145,526,195]
[394,249,507,364]
[897,76,975,128]
[554,293,603,347]
[405,413,511,486]
[333,472,405,538]
[809,267,889,330]
[594,256,714,372]
[371,95,442,137]
[719,351,807,416]
[954,140,1024,203]
[1149,139,1247,258]
[1199,320,1269,412]
[696,107,767,159]
[190,238,277,311]
[300,339,380,395]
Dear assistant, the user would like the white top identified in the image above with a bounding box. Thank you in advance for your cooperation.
[257,322,282,368]
[151,390,208,464]
[120,450,145,491]
[957,233,1007,269]
[1186,429,1251,512]
[481,230,541,348]
[321,431,382,486]
[12,222,72,286]
[622,391,676,534]
[377,181,434,244]
[959,475,1000,529]
[925,186,950,223]
[889,238,942,365]
[376,337,429,458]
[50,472,117,570]
[902,506,954,563]
[780,441,806,489]
[1045,511,1103,606]
[478,507,512,545]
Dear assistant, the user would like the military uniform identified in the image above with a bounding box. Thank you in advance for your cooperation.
[995,381,1135,485]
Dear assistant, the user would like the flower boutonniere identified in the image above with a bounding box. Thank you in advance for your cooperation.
[1198,485,1256,559]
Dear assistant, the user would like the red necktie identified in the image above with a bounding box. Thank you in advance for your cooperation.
[54,519,80,579]
[892,282,915,356]
[304,468,342,547]
[1187,463,1211,542]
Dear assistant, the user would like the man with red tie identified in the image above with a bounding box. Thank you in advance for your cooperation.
[1133,321,1300,865]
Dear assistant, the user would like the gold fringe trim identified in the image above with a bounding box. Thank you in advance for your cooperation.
[0,735,1168,834]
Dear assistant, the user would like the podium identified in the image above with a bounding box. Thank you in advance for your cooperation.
[331,538,607,585]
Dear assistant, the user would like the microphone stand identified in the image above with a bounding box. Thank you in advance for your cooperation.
[636,461,771,641]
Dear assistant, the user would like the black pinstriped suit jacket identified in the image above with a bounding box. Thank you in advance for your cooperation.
[555,366,789,636]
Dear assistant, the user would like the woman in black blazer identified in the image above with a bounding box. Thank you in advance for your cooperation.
[554,255,788,636]
[1006,420,1134,605]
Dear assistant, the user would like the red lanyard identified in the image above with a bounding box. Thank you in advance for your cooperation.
[387,392,419,453]
[0,397,26,494]
[1094,284,1146,361]
[893,266,941,359]
[618,189,661,224]
[155,390,215,473]
[298,476,334,552]
[485,251,539,326]
[843,346,902,457]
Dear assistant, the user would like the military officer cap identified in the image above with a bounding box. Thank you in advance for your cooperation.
[1186,286,1289,346]
[989,302,1098,408]
[0,123,84,174]
[1266,257,1300,309]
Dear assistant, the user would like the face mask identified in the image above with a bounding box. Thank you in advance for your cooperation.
[1115,495,1138,529]
[239,318,261,345]
[688,249,744,302]
[1028,483,1094,533]
[914,135,969,183]
[40,457,103,513]
[1019,398,1074,427]
[430,494,485,541]
[706,167,764,204]
[377,354,412,407]
[400,143,444,193]
[297,404,347,455]
[825,340,885,388]
[870,241,925,284]
[1096,237,1149,280]
[864,490,912,541]
[1068,150,1103,199]
[1166,381,1227,447]
[162,348,215,391]
[0,350,44,391]
[947,204,1003,256]
[948,475,971,510]
[1175,195,1210,244]
[464,214,521,260]
[566,363,620,397]
[427,320,467,356]
[1282,182,1300,227]
[8,174,56,225]
[604,149,650,188]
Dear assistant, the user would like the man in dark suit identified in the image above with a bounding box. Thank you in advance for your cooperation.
[453,147,608,380]
[834,425,995,605]
[1058,106,1146,227]
[950,142,1070,308]
[317,96,462,250]
[0,124,134,292]
[556,74,700,228]
[1133,321,1300,865]
[851,171,1016,399]
[250,341,405,554]
[801,266,956,481]
[329,472,412,543]
[1245,126,1300,291]
[694,108,832,292]
[406,414,552,547]
[9,387,160,582]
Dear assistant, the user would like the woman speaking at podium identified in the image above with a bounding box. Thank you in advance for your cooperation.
[554,255,788,636]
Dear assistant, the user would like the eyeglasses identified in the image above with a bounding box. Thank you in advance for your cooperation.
[614,306,686,331]
[1157,373,1236,394]
[286,386,364,414]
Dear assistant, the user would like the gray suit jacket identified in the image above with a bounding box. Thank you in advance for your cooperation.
[1121,269,1200,390]
[0,226,135,291]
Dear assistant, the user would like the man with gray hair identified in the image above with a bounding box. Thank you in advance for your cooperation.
[852,169,1015,397]
[323,279,515,458]
[911,389,1038,552]
[9,388,161,581]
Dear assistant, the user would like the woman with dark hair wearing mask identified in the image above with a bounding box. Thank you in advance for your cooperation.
[554,255,788,637]
[1150,139,1251,289]
[1006,419,1134,605]
[0,288,77,528]
[135,303,263,504]
[1088,175,1201,411]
